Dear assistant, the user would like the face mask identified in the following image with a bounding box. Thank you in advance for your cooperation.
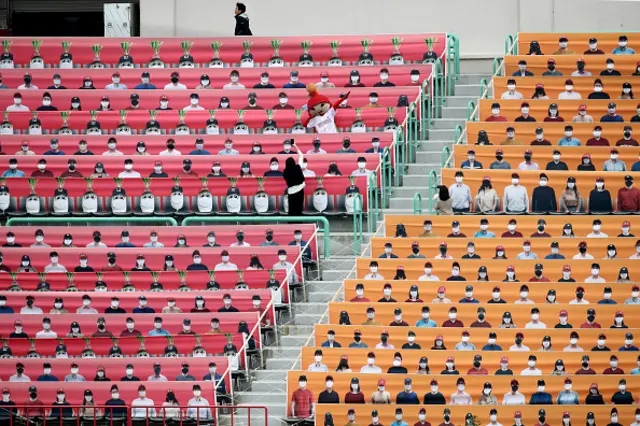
[451,269,459,277]
[457,384,465,391]
[507,84,516,91]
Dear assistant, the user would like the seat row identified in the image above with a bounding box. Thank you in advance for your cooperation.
[481,99,640,122]
[328,301,640,328]
[0,176,367,217]
[385,215,637,238]
[503,54,640,76]
[0,108,404,134]
[355,258,634,282]
[0,133,391,155]
[0,34,447,68]
[518,33,640,55]
[315,325,639,350]
[494,76,638,100]
[343,280,638,305]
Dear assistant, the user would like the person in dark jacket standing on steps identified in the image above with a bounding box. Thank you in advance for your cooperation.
[234,3,252,36]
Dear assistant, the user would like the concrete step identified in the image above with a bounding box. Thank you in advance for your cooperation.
[252,369,293,381]
[293,302,330,315]
[264,345,310,358]
[218,412,283,426]
[265,357,298,370]
[445,95,481,108]
[416,151,445,163]
[389,197,428,210]
[406,163,441,174]
[431,118,466,130]
[277,324,315,336]
[249,380,288,393]
[391,186,436,198]
[315,269,352,282]
[460,58,494,75]
[452,84,482,97]
[278,334,313,347]
[416,138,454,149]
[233,394,287,417]
[383,207,434,215]
[416,141,456,152]
[307,290,338,303]
[428,128,462,140]
[292,312,331,325]
[304,279,343,293]
[321,257,359,270]
[403,173,440,187]
[455,73,493,85]
[442,106,469,119]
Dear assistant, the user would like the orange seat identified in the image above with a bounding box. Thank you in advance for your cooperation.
[517,33,640,58]
[480,99,640,122]
[330,300,640,328]
[441,168,631,212]
[493,76,638,100]
[342,280,635,305]
[384,214,638,239]
[356,258,636,282]
[302,347,640,375]
[465,122,638,147]
[287,371,640,408]
[315,324,636,352]
[504,55,640,78]
[454,145,639,171]
[371,237,639,259]
[318,405,640,426]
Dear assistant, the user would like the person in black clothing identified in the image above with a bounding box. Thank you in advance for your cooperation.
[283,151,305,216]
[105,385,127,419]
[546,150,569,170]
[74,254,94,272]
[318,375,340,403]
[105,297,126,314]
[9,321,28,339]
[610,379,634,404]
[0,388,17,421]
[234,2,252,36]
[423,379,446,404]
[121,364,140,382]
[218,294,240,313]
[588,79,611,99]
[588,177,613,213]
[50,389,73,418]
[446,262,466,281]
[149,161,168,178]
[495,357,513,375]
[186,250,208,271]
[585,384,604,404]
[387,352,408,374]
[531,173,557,213]
[515,102,536,122]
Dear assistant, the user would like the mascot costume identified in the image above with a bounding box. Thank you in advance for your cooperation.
[303,83,349,134]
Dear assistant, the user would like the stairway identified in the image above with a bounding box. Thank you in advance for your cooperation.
[229,58,494,426]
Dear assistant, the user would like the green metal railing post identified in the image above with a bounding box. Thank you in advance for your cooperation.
[435,58,445,109]
[413,193,423,215]
[453,124,463,145]
[467,100,476,121]
[505,35,514,55]
[421,79,432,140]
[394,127,406,187]
[492,57,503,76]
[427,170,438,213]
[441,146,451,168]
[367,171,379,233]
[381,147,392,207]
[352,194,363,256]
[182,216,331,259]
[480,78,489,99]
[446,34,460,93]
[6,217,179,226]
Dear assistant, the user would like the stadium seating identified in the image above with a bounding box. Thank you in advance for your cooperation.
[342,280,638,303]
[0,133,394,155]
[493,76,638,100]
[0,34,448,67]
[385,215,639,237]
[480,99,640,121]
[467,122,637,147]
[517,33,640,56]
[355,258,636,281]
[504,55,640,76]
[314,324,636,349]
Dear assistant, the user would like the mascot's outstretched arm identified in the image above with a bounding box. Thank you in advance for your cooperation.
[332,91,350,110]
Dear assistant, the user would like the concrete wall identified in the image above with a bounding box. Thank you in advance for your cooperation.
[140,0,640,58]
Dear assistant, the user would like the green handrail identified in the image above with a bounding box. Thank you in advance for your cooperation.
[381,147,392,208]
[427,170,439,213]
[441,145,451,169]
[6,216,178,226]
[480,78,489,99]
[182,216,331,259]
[352,194,363,256]
[367,171,379,233]
[394,126,406,187]
[505,34,514,56]
[446,34,460,94]
[413,193,423,215]
[421,78,432,139]
[407,102,420,162]
[467,100,476,121]
[492,57,503,76]
[453,124,463,145]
